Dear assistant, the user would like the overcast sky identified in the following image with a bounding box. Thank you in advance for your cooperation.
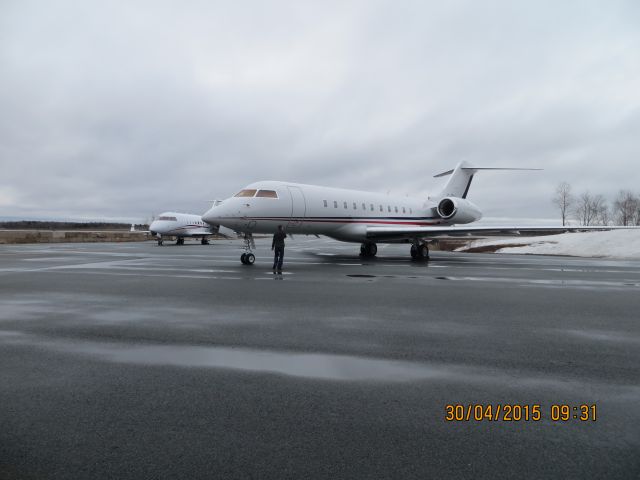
[1,0,638,223]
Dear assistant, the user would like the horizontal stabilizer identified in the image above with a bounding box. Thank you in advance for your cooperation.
[433,168,455,178]
[433,162,542,200]
[434,167,542,178]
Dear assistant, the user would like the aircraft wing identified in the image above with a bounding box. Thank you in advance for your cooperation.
[217,225,239,238]
[176,226,238,238]
[365,225,638,241]
[175,227,217,236]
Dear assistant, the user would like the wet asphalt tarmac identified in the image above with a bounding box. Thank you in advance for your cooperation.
[0,238,639,479]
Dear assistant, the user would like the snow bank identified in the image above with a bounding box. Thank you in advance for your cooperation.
[457,229,640,260]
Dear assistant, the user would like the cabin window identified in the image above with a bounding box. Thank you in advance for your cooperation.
[323,200,328,207]
[370,204,374,211]
[353,202,357,210]
[394,206,398,213]
[402,207,406,213]
[158,216,178,221]
[234,189,257,198]
[334,201,338,208]
[256,190,278,198]
[343,201,348,209]
[387,206,391,212]
[410,208,413,214]
[379,205,383,212]
[361,203,366,210]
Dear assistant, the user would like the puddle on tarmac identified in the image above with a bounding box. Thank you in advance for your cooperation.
[563,329,640,344]
[4,333,640,395]
[0,330,24,337]
[434,276,639,288]
[51,341,446,382]
[346,274,425,280]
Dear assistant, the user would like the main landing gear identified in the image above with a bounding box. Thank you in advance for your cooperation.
[359,242,378,257]
[176,237,185,245]
[410,242,429,261]
[240,233,256,265]
[201,238,210,245]
[157,237,163,246]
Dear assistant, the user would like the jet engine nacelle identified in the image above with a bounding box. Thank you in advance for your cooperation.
[436,197,482,224]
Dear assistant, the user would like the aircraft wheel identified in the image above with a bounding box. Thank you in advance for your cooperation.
[411,244,428,261]
[245,253,255,265]
[360,242,378,257]
[240,253,247,264]
[157,239,163,246]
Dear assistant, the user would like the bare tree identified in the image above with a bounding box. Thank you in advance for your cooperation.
[574,191,599,226]
[613,190,638,226]
[596,199,611,226]
[589,194,607,225]
[552,182,573,226]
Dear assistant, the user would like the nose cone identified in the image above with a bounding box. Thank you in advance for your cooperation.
[202,207,220,225]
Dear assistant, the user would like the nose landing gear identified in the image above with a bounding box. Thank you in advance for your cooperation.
[240,233,256,265]
[241,252,256,265]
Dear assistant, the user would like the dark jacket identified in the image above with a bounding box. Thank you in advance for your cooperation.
[272,231,287,248]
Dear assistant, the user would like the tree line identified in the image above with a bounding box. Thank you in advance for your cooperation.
[553,182,640,226]
[0,221,149,230]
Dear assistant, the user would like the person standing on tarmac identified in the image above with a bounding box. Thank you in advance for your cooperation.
[271,225,287,273]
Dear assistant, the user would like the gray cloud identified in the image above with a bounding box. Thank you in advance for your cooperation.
[1,0,639,223]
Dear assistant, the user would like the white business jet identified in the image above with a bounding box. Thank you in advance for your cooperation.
[149,212,220,246]
[201,162,623,264]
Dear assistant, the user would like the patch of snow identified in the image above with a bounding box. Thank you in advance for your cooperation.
[457,229,640,260]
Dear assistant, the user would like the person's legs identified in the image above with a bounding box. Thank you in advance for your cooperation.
[276,246,284,271]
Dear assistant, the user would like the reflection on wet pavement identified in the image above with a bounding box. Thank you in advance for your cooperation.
[57,339,443,382]
[3,330,639,398]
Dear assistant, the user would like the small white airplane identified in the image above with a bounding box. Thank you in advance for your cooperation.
[202,161,630,264]
[149,211,221,246]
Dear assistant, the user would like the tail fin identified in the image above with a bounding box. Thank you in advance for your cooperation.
[432,162,541,199]
[433,161,477,199]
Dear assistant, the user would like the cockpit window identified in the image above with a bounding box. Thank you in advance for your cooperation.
[256,190,278,198]
[158,216,177,221]
[234,189,257,197]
